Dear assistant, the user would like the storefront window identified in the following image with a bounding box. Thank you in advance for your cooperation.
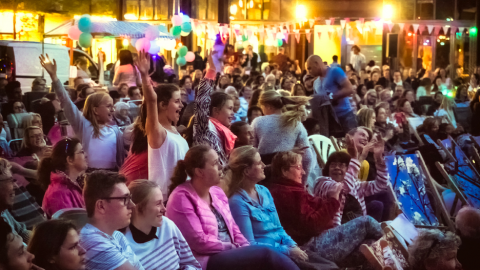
[140,0,154,20]
[155,0,169,20]
[125,0,171,20]
[230,0,291,21]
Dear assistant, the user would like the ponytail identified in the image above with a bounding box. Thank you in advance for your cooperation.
[259,90,311,129]
[168,145,212,196]
[168,160,188,196]
[38,157,55,190]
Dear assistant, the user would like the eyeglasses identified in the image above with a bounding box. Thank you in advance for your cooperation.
[101,194,134,206]
[14,106,24,110]
[290,164,302,170]
[329,162,348,169]
[0,178,17,184]
[29,134,43,140]
[75,150,85,155]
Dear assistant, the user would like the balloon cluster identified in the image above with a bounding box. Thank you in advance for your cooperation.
[68,14,93,48]
[136,25,160,54]
[170,14,192,39]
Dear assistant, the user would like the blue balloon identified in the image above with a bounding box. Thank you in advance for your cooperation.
[78,15,92,33]
[158,25,168,34]
[78,32,93,48]
[181,22,192,33]
[182,14,190,23]
[176,57,187,66]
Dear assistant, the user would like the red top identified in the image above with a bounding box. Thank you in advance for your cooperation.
[263,177,340,246]
[120,151,148,185]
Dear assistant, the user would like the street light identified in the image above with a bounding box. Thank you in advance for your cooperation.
[122,39,129,47]
[383,4,394,20]
[296,5,306,20]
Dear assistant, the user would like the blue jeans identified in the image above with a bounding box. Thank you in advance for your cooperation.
[337,110,358,134]
[207,246,300,270]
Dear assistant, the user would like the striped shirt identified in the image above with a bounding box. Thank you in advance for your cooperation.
[124,217,201,270]
[313,158,388,227]
[80,223,144,270]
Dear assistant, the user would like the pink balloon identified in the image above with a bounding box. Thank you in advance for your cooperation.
[68,26,81,40]
[172,15,182,26]
[135,38,151,52]
[185,51,195,62]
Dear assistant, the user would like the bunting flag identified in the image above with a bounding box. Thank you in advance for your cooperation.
[326,19,331,26]
[433,26,441,36]
[336,26,343,36]
[327,31,332,39]
[359,18,365,24]
[427,25,434,35]
[329,18,335,26]
[417,24,425,34]
[317,30,322,39]
[442,25,449,35]
[412,24,419,34]
[294,29,300,43]
[309,19,315,28]
[387,22,394,32]
[305,29,311,43]
[458,27,465,35]
[398,23,405,32]
[284,33,289,43]
[340,19,346,29]
[451,26,458,35]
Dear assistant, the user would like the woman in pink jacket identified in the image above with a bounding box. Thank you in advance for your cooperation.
[38,138,88,218]
[166,144,299,270]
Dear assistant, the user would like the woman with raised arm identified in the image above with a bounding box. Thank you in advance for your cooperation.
[39,54,124,171]
[135,51,189,199]
[193,50,236,166]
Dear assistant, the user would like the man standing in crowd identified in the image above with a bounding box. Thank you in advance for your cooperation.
[331,55,341,69]
[405,68,420,91]
[80,170,144,270]
[306,55,356,135]
[378,65,392,89]
[274,46,293,73]
[242,45,258,72]
[350,45,365,73]
[455,206,480,270]
[193,46,206,71]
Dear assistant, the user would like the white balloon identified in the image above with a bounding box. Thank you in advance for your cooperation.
[148,41,160,54]
[163,39,176,51]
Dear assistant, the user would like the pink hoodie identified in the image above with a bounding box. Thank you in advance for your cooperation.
[42,171,85,218]
[166,181,249,269]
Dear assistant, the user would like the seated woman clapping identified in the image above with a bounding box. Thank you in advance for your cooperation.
[313,132,389,224]
[264,150,383,268]
[166,145,300,270]
[124,179,201,270]
[226,146,308,263]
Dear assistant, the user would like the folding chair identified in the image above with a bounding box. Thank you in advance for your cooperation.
[309,134,335,169]
[8,139,23,157]
[52,208,88,230]
[469,136,480,171]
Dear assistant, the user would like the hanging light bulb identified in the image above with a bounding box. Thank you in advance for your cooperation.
[249,0,254,8]
[239,0,243,7]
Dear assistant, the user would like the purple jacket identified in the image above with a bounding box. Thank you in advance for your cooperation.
[42,171,85,218]
[166,181,249,269]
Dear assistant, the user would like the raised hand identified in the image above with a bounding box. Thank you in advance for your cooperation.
[373,134,385,160]
[206,49,217,73]
[327,182,344,201]
[135,50,151,77]
[346,134,358,160]
[39,54,57,80]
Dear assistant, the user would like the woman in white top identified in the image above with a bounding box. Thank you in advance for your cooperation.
[113,50,142,87]
[40,54,125,170]
[136,51,189,199]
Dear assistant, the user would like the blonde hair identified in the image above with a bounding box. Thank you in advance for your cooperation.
[22,113,42,129]
[258,90,311,129]
[83,92,111,138]
[362,89,378,106]
[128,179,160,217]
[21,126,43,149]
[357,108,375,129]
[225,146,259,197]
[277,90,291,97]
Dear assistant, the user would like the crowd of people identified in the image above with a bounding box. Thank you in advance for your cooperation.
[0,42,479,270]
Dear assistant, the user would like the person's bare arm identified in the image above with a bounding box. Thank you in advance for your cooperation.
[10,161,37,180]
[332,77,354,101]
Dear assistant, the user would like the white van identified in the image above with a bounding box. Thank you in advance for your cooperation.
[0,41,99,92]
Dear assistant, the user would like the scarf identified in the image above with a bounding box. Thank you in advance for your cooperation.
[209,117,237,155]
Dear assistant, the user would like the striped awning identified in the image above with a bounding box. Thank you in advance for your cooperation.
[45,19,174,40]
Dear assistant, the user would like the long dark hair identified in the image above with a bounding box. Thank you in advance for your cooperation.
[38,138,81,190]
[119,50,135,70]
[131,84,180,155]
[168,145,211,196]
[28,220,77,269]
[322,151,351,176]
